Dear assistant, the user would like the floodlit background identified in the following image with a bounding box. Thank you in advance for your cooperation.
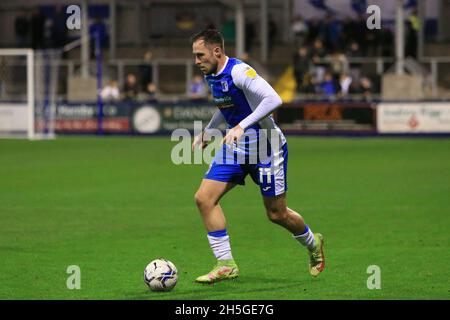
[0,0,449,300]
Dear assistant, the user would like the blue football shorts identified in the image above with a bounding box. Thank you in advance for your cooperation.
[204,143,288,197]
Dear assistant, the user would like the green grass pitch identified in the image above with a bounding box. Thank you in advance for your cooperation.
[0,136,449,299]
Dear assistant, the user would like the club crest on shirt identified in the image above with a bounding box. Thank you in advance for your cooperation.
[213,95,234,109]
[221,80,229,92]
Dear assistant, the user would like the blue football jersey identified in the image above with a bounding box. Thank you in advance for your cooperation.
[204,57,286,157]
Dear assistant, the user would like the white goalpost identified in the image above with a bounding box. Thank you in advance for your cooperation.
[0,48,59,140]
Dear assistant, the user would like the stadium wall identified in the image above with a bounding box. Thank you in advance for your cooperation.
[1,101,450,136]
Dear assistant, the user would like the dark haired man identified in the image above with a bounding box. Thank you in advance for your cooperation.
[191,29,325,283]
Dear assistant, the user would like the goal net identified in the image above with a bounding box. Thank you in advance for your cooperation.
[0,49,60,139]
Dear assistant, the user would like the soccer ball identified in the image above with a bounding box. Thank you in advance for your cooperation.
[144,258,178,292]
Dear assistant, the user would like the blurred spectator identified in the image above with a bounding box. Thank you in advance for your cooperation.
[30,8,45,49]
[311,39,327,83]
[318,71,337,97]
[346,41,363,84]
[329,51,349,82]
[189,75,208,100]
[293,46,311,93]
[360,77,374,99]
[287,15,383,100]
[349,76,373,99]
[145,82,157,101]
[123,74,139,101]
[140,50,154,92]
[101,80,120,101]
[312,38,326,60]
[347,40,363,57]
[15,11,29,48]
[339,73,352,97]
[291,15,308,47]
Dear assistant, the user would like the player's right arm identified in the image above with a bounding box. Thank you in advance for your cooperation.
[192,109,225,151]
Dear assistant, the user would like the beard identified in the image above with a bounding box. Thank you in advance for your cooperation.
[202,60,218,75]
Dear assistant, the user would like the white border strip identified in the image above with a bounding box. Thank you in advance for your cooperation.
[26,49,35,140]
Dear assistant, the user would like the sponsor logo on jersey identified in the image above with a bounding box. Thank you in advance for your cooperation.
[213,95,234,109]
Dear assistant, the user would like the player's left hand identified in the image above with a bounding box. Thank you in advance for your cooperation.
[222,125,244,146]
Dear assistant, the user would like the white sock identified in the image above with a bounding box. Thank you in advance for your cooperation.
[207,229,233,260]
[293,225,316,250]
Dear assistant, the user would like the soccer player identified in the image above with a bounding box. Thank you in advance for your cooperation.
[191,29,325,283]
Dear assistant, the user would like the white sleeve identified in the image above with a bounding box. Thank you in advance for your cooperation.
[231,63,283,130]
[204,109,224,131]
